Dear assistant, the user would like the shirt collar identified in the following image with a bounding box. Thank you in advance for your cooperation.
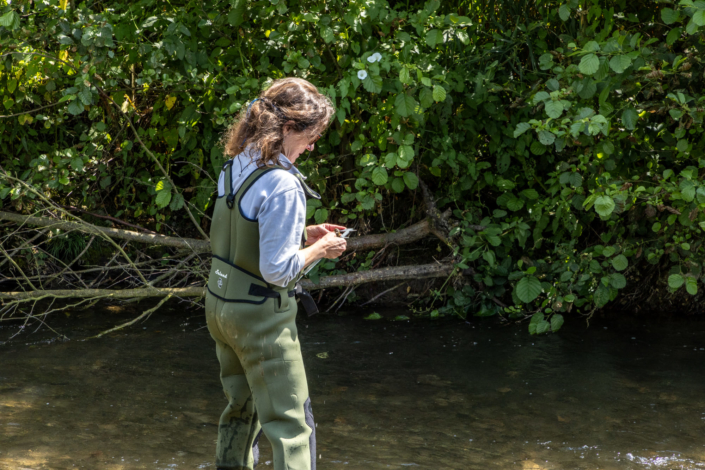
[277,154,306,179]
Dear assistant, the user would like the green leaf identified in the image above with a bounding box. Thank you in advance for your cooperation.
[228,0,247,27]
[611,254,628,271]
[394,93,417,117]
[694,10,705,26]
[397,145,415,168]
[594,284,610,307]
[314,208,329,225]
[577,79,597,100]
[661,8,681,24]
[682,186,695,202]
[391,177,405,193]
[68,100,84,115]
[507,198,524,211]
[686,18,699,35]
[155,189,172,208]
[520,189,539,200]
[545,100,564,119]
[550,314,564,332]
[621,108,638,130]
[594,195,615,217]
[384,152,397,168]
[579,53,600,75]
[610,273,627,289]
[516,276,542,303]
[538,130,555,146]
[79,88,92,106]
[432,85,447,102]
[530,141,547,155]
[70,157,84,171]
[419,87,434,108]
[677,139,689,153]
[364,312,383,320]
[0,10,20,30]
[528,312,544,335]
[371,167,388,185]
[537,320,551,334]
[362,74,383,94]
[668,273,685,289]
[7,79,17,94]
[569,172,583,188]
[559,4,571,21]
[667,27,682,45]
[399,67,411,84]
[403,172,419,190]
[686,277,698,295]
[609,55,632,74]
[320,26,335,43]
[169,192,185,211]
[514,122,531,138]
[426,29,444,48]
[590,259,602,274]
[533,91,550,104]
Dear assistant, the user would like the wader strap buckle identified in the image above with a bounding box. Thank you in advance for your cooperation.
[226,194,235,209]
[294,283,319,317]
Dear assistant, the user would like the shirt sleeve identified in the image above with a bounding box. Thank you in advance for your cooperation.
[256,184,307,287]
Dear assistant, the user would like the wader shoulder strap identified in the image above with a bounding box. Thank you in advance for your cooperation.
[235,166,281,219]
[223,160,236,209]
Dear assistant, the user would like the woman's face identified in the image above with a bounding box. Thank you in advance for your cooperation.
[282,126,320,163]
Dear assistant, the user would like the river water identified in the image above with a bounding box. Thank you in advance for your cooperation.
[1,303,704,469]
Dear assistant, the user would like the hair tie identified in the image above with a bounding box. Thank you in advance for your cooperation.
[246,98,260,119]
[246,97,284,118]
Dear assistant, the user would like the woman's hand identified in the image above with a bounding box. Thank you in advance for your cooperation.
[315,231,347,259]
[305,223,347,245]
[300,231,347,270]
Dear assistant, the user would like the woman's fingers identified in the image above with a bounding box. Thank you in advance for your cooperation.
[319,232,347,258]
[323,223,347,231]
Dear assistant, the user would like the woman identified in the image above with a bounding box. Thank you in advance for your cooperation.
[205,77,346,470]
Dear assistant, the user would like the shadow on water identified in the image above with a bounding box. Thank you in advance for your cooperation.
[1,303,705,469]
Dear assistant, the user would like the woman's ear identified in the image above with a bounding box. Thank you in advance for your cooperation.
[282,120,296,136]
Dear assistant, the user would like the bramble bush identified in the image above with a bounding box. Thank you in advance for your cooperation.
[3,0,705,332]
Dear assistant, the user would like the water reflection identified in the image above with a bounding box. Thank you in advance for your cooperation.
[1,306,704,469]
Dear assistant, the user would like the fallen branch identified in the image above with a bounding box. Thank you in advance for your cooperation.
[0,210,442,254]
[0,287,203,301]
[0,210,211,252]
[0,263,457,300]
[345,219,432,251]
[299,262,455,290]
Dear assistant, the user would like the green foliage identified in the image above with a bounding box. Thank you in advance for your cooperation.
[3,0,705,333]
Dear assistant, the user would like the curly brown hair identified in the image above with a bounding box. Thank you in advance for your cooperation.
[222,77,335,167]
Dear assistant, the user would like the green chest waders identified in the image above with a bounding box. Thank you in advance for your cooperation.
[205,161,319,470]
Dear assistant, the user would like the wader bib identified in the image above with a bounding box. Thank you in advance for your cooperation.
[205,161,319,470]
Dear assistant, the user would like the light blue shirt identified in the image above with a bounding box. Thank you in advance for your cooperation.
[217,150,307,287]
